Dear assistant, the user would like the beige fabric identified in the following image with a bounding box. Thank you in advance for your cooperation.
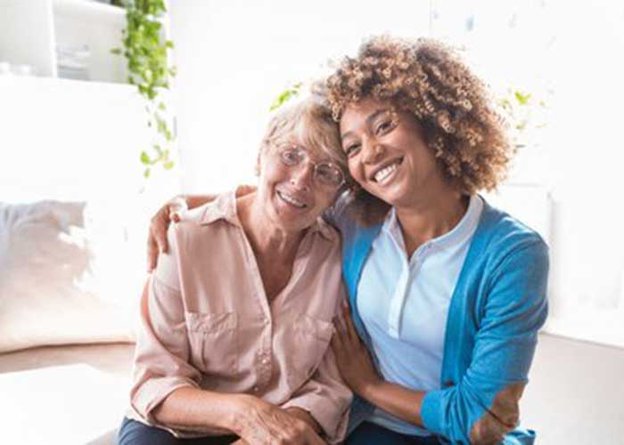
[0,201,136,353]
[128,191,351,443]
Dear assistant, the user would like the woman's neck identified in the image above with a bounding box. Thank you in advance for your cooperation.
[395,189,469,257]
[237,193,304,260]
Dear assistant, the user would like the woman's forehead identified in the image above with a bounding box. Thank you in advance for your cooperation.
[275,133,336,161]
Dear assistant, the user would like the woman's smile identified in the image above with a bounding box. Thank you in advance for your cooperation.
[370,157,404,185]
[276,189,308,209]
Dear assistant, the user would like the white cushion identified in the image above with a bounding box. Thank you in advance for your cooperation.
[0,200,140,353]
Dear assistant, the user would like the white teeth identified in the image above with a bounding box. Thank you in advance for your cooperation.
[374,162,399,183]
[278,191,306,208]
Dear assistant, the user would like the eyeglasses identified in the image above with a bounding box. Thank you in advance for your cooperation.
[279,146,345,189]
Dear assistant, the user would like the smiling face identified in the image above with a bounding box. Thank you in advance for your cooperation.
[340,97,451,210]
[256,141,341,233]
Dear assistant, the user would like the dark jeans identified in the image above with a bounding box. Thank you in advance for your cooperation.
[117,418,238,445]
[346,421,441,445]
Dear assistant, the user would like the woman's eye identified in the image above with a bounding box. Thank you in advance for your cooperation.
[344,143,361,157]
[375,119,394,135]
[281,149,302,165]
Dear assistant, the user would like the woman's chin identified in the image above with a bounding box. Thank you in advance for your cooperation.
[269,207,315,234]
[364,181,407,207]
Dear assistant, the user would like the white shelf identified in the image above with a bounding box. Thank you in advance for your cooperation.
[0,73,135,93]
[0,0,128,83]
[0,0,56,77]
[53,0,125,23]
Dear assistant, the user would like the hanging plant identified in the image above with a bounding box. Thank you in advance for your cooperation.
[111,0,176,178]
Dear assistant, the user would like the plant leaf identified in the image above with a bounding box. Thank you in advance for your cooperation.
[140,151,151,164]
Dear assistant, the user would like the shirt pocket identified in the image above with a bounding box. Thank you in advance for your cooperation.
[185,311,238,376]
[286,314,334,389]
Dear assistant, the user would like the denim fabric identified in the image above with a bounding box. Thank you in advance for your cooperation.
[346,421,441,445]
[117,418,237,445]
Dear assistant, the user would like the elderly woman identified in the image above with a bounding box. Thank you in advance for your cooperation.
[148,36,549,444]
[118,96,352,445]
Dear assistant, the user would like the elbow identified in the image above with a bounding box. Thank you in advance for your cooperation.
[469,415,509,445]
[469,383,524,445]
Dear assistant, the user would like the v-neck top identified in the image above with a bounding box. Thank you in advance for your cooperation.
[129,189,351,442]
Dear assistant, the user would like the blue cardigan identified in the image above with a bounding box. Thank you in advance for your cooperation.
[336,199,549,444]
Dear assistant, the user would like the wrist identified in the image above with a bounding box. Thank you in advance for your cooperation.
[218,394,253,435]
[355,376,384,402]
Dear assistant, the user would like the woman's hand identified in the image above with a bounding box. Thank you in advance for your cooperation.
[233,395,326,445]
[331,304,382,396]
[146,190,255,272]
[146,197,187,271]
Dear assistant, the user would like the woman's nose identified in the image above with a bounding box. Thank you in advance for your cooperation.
[362,137,384,164]
[289,162,314,190]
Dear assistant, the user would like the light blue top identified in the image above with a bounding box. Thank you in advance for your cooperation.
[360,195,483,436]
[330,196,549,444]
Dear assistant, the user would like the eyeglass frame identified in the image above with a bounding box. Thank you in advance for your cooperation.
[277,145,346,189]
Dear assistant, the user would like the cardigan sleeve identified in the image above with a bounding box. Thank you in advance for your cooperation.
[421,237,549,444]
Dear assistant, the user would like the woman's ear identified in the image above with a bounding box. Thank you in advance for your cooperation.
[254,152,262,176]
[255,143,268,176]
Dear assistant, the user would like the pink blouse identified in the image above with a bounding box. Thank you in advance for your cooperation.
[128,190,351,442]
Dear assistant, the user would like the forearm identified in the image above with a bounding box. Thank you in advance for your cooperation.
[357,379,426,428]
[152,386,244,435]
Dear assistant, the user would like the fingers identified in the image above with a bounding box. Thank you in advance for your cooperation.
[168,196,187,222]
[330,321,348,361]
[305,430,327,445]
[147,234,159,272]
[333,311,346,336]
[287,421,325,445]
[154,208,171,254]
[239,184,256,196]
[333,303,358,344]
[146,202,178,272]
[342,304,359,343]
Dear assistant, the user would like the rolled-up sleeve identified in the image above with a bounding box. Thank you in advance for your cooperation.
[130,229,201,423]
[281,347,352,444]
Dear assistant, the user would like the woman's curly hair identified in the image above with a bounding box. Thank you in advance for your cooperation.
[324,36,512,223]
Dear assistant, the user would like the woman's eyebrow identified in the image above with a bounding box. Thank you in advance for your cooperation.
[366,109,391,126]
[341,109,391,140]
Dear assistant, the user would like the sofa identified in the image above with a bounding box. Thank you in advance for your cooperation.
[0,200,144,445]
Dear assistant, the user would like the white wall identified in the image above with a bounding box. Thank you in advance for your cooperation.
[435,1,624,346]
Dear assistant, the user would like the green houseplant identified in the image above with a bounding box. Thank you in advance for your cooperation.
[112,0,176,178]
